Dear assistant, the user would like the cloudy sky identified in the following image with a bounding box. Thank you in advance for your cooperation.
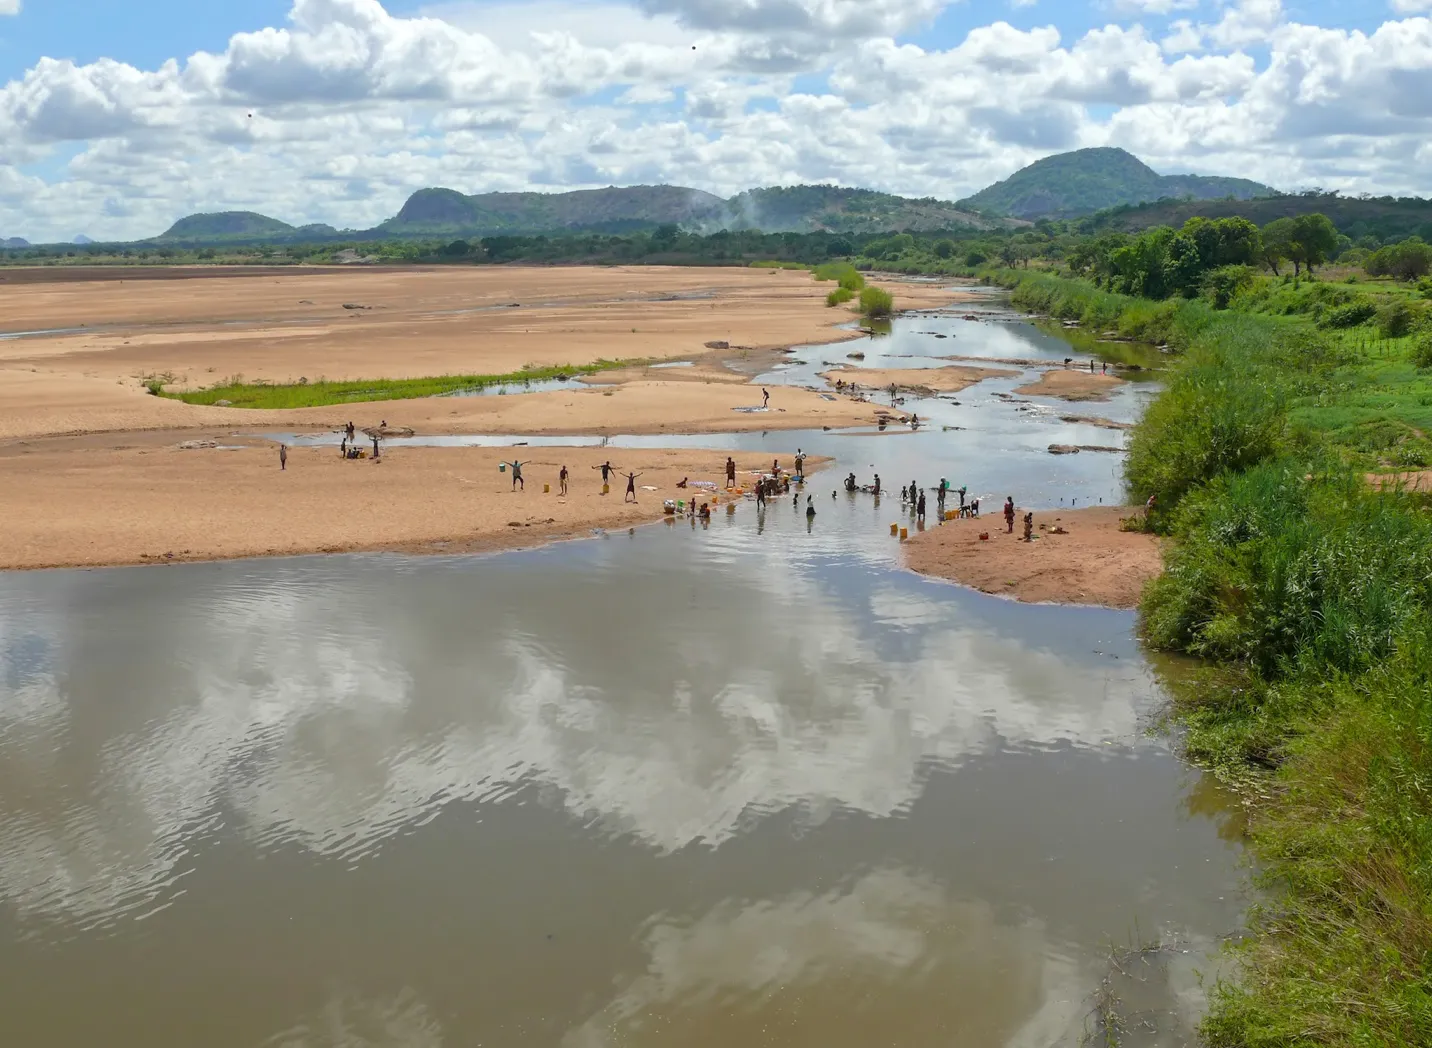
[0,0,1429,242]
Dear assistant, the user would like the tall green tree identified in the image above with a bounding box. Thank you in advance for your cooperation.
[1288,213,1339,275]
[1260,217,1295,276]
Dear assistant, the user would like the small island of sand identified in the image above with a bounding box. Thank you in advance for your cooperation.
[903,506,1161,608]
[1014,369,1126,402]
[819,364,1017,395]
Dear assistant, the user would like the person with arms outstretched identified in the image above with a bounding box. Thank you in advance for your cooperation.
[503,459,528,490]
[621,470,642,502]
[593,460,618,492]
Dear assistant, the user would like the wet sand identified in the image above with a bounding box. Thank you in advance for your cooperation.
[1,435,796,570]
[1014,369,1126,402]
[817,364,1017,394]
[902,507,1161,608]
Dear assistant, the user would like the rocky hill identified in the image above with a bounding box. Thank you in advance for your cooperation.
[377,185,727,235]
[958,147,1275,221]
[151,182,1007,244]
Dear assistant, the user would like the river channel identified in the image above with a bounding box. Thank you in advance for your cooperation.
[0,298,1245,1047]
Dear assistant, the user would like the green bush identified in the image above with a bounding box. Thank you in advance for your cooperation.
[1201,265,1256,310]
[859,286,894,317]
[825,287,854,307]
[1413,332,1432,369]
[1377,299,1416,338]
[812,261,865,291]
[1143,463,1432,674]
[1319,299,1377,329]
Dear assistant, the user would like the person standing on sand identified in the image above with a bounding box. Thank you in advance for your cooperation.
[959,485,967,511]
[762,388,770,408]
[726,457,737,487]
[559,465,569,496]
[1004,497,1015,534]
[593,461,617,490]
[279,444,287,471]
[621,471,642,502]
[339,437,347,458]
[372,435,380,460]
[504,460,528,491]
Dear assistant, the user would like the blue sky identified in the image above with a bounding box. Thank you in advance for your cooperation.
[0,0,1429,241]
[0,0,1388,81]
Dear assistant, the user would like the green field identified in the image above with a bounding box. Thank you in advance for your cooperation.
[161,360,642,410]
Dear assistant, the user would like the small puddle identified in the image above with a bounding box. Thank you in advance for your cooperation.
[0,326,88,340]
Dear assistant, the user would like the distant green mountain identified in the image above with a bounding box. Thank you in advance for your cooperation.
[378,184,727,236]
[152,182,1009,245]
[958,148,1275,221]
[160,211,298,239]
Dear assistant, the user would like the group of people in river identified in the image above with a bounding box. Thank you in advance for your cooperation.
[298,429,1041,538]
[336,420,384,462]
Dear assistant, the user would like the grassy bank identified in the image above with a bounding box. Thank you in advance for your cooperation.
[160,360,642,410]
[997,270,1432,1045]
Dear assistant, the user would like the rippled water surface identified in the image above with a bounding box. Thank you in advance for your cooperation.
[0,306,1241,1047]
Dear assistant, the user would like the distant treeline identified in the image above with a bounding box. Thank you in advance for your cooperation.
[5,207,1432,294]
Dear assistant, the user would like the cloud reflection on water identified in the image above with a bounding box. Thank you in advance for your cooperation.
[0,539,1152,925]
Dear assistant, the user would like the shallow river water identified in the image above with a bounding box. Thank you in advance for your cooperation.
[0,303,1245,1047]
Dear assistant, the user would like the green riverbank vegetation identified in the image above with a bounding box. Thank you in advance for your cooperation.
[160,360,641,410]
[995,267,1432,1045]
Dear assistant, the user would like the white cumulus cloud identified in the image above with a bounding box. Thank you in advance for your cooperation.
[0,0,1431,241]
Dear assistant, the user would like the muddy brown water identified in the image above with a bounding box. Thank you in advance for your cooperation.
[0,307,1245,1047]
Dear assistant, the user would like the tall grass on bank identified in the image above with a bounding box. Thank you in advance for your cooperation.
[859,286,894,318]
[989,269,1432,1045]
[813,261,866,291]
[163,359,641,409]
[1052,252,1432,1045]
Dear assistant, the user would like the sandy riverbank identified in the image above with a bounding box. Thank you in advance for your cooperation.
[1,265,970,569]
[0,265,965,441]
[1,435,797,570]
[902,506,1161,608]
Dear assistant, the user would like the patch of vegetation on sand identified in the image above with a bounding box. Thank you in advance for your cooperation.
[161,359,644,409]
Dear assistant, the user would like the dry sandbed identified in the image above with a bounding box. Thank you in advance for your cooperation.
[1,266,960,441]
[903,506,1160,608]
[1,435,798,570]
